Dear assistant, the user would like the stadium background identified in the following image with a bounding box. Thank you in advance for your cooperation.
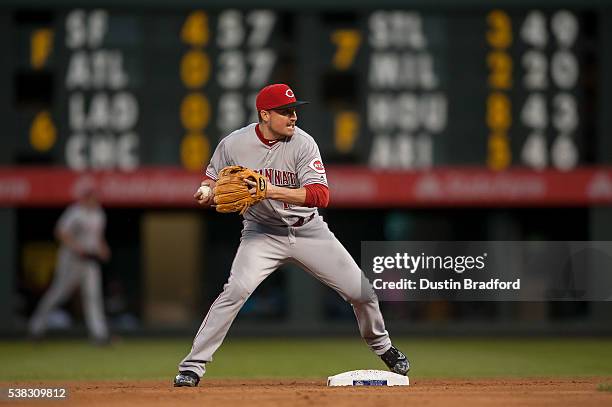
[0,1,611,400]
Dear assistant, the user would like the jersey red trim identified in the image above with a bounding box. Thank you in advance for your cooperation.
[255,124,280,147]
[304,183,329,208]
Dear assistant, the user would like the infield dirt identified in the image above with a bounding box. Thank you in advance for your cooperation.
[3,378,611,407]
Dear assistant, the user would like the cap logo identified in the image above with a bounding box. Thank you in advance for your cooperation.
[285,89,295,98]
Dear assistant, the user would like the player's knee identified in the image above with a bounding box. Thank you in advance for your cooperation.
[346,286,378,306]
[223,279,252,303]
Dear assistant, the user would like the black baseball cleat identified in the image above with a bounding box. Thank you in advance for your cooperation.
[380,346,410,376]
[173,371,200,387]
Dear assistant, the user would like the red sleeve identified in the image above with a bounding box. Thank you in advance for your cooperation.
[304,184,330,208]
[202,174,214,181]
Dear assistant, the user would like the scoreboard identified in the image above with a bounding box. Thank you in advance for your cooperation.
[4,2,612,175]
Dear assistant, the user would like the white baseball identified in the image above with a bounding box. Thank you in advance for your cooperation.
[197,185,212,200]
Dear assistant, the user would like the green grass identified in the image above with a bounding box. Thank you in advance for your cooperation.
[1,337,612,381]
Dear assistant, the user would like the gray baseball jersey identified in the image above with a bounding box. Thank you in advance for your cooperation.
[29,203,108,341]
[179,122,392,378]
[205,123,328,226]
[57,203,106,252]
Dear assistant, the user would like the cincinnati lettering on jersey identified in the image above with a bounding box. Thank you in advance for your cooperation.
[256,168,299,188]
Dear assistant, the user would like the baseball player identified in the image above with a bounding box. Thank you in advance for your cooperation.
[28,181,111,345]
[174,84,408,387]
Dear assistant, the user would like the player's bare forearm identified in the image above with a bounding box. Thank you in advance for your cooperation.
[265,184,307,206]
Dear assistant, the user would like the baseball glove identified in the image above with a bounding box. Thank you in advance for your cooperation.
[213,166,267,215]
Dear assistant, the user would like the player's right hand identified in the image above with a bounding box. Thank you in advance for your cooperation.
[194,180,215,206]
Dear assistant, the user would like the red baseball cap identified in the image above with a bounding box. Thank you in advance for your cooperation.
[255,84,309,111]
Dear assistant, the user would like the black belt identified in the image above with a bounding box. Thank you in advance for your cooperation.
[291,213,315,227]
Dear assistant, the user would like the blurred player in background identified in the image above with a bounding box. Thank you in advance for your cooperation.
[28,179,111,345]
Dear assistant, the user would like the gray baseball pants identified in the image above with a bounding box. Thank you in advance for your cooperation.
[29,248,108,341]
[179,216,391,377]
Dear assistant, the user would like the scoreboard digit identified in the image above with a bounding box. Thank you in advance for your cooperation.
[179,10,211,171]
[518,10,582,170]
[486,10,513,171]
[214,9,277,135]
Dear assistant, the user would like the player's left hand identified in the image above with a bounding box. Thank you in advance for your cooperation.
[245,179,270,198]
[213,166,268,214]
